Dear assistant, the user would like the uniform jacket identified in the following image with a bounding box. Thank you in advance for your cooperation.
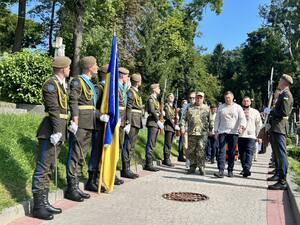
[126,87,143,129]
[37,75,68,142]
[119,82,127,127]
[164,103,175,132]
[146,94,160,128]
[270,87,293,135]
[69,76,96,130]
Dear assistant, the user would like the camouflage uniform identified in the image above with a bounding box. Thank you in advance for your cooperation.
[181,104,211,171]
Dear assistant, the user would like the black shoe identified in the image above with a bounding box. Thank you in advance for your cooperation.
[268,181,287,190]
[143,164,160,172]
[269,164,275,168]
[268,169,276,175]
[228,171,234,177]
[243,169,251,178]
[199,167,205,176]
[44,189,62,214]
[32,191,54,220]
[121,170,137,179]
[85,171,98,192]
[162,159,174,167]
[114,176,124,185]
[178,157,186,162]
[267,174,280,181]
[187,168,196,174]
[240,170,244,175]
[214,170,224,178]
[77,188,90,199]
[211,159,215,164]
[258,151,266,154]
[65,177,84,202]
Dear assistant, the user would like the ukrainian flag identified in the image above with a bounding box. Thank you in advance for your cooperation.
[99,34,120,193]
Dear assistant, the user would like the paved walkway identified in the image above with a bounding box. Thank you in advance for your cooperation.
[10,152,296,225]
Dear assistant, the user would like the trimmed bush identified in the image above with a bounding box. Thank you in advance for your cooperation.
[288,147,300,161]
[0,51,53,104]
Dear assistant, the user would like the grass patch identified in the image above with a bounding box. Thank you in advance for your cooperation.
[288,157,300,192]
[0,114,178,210]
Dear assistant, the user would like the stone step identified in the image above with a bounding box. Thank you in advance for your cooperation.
[0,101,17,109]
[0,108,27,114]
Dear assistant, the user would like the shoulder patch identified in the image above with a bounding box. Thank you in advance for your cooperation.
[47,84,55,92]
[72,79,79,87]
[127,92,132,98]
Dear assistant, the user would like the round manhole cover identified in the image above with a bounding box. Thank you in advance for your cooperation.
[162,192,209,202]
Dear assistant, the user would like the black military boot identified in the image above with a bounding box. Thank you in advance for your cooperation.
[76,178,90,199]
[44,189,62,214]
[32,191,54,220]
[199,166,205,176]
[65,177,84,202]
[114,175,124,185]
[243,169,251,178]
[143,160,159,172]
[268,180,287,190]
[85,171,98,192]
[121,161,135,179]
[187,166,196,174]
[214,170,224,178]
[162,158,174,167]
[267,174,280,181]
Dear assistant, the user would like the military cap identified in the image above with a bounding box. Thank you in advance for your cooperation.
[196,91,205,97]
[131,73,141,82]
[53,56,71,68]
[81,56,97,69]
[100,64,109,73]
[281,74,293,85]
[166,93,174,97]
[150,83,159,90]
[119,67,129,75]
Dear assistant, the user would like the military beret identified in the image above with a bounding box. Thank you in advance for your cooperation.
[196,92,205,97]
[166,93,174,97]
[131,73,141,82]
[81,56,97,69]
[119,67,129,75]
[150,83,159,90]
[100,64,109,73]
[53,56,71,68]
[281,74,293,85]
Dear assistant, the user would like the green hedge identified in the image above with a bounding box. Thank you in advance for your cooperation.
[288,146,300,161]
[0,51,52,104]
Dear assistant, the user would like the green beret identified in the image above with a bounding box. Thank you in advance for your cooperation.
[131,73,141,82]
[53,56,71,68]
[281,74,293,85]
[100,64,109,73]
[119,67,129,75]
[81,56,97,69]
[150,83,159,90]
[196,91,205,97]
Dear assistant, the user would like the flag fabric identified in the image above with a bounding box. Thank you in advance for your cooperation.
[99,34,120,193]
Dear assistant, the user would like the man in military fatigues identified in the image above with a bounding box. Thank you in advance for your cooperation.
[144,84,164,171]
[265,74,294,190]
[121,73,143,179]
[85,64,108,192]
[162,93,179,167]
[31,56,71,220]
[66,56,98,201]
[180,92,211,175]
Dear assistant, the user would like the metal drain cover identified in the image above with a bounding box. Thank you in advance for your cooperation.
[162,192,209,202]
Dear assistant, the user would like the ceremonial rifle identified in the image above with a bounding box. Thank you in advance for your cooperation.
[159,79,167,134]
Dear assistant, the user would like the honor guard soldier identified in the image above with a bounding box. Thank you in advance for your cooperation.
[265,74,294,190]
[121,73,143,179]
[144,83,164,171]
[66,56,98,201]
[85,64,108,192]
[31,56,71,220]
[162,93,179,167]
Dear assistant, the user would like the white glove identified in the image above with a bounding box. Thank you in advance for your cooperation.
[157,120,164,129]
[100,114,110,122]
[50,132,62,145]
[265,123,271,131]
[175,125,180,131]
[69,121,78,134]
[263,107,272,114]
[162,110,166,117]
[124,124,131,134]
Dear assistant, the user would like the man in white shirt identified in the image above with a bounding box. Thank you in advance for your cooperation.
[238,97,262,177]
[214,91,247,178]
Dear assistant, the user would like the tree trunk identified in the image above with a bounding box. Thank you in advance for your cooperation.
[48,0,57,56]
[72,0,84,77]
[12,0,26,53]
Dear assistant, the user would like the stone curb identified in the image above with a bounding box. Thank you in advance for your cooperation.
[287,174,300,225]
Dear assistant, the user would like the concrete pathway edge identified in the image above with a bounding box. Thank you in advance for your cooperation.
[287,174,300,225]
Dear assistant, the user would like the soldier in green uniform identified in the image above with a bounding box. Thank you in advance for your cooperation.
[180,92,211,175]
[162,93,179,167]
[85,64,108,192]
[144,83,164,171]
[31,56,71,220]
[66,56,98,201]
[265,74,294,190]
[121,73,143,179]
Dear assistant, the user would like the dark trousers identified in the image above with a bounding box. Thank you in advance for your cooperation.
[217,133,238,172]
[67,128,92,178]
[32,139,62,193]
[206,136,218,161]
[178,135,184,159]
[238,138,256,171]
[163,131,175,160]
[270,132,288,181]
[145,126,159,164]
[122,126,140,170]
[88,129,104,173]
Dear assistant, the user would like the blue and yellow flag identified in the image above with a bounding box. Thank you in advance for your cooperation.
[99,34,120,193]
